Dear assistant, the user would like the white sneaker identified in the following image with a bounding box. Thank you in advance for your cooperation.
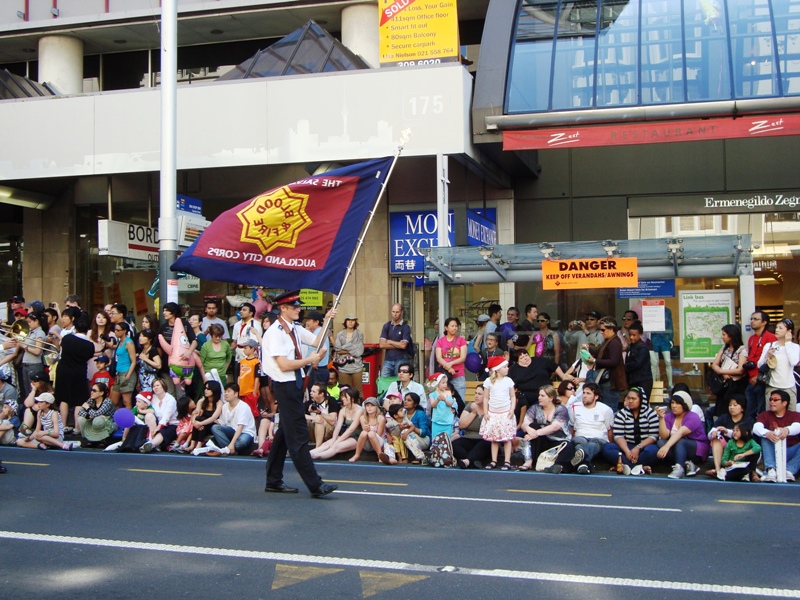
[220,447,230,455]
[762,468,777,483]
[786,471,796,482]
[668,464,685,479]
[685,460,699,477]
[140,441,153,453]
[104,441,122,452]
[717,469,727,481]
[205,439,221,452]
[192,446,210,456]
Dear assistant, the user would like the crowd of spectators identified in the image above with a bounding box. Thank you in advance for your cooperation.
[1,295,797,486]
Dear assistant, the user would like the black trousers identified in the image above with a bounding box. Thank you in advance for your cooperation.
[452,437,491,465]
[266,381,323,492]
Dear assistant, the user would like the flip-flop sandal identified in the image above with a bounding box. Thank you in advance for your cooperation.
[37,443,47,450]
[518,464,532,471]
[485,461,497,470]
[501,462,513,471]
[378,452,392,465]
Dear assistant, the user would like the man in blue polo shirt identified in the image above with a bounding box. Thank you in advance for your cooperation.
[379,303,412,377]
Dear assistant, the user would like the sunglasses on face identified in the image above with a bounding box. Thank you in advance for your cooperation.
[398,369,410,374]
[566,386,575,391]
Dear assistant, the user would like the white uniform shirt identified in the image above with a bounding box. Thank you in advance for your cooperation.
[263,318,317,383]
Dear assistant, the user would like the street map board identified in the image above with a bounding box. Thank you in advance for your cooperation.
[679,290,735,362]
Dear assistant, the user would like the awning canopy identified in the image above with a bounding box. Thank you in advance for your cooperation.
[423,235,754,284]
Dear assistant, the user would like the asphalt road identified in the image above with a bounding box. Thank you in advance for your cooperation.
[1,446,799,599]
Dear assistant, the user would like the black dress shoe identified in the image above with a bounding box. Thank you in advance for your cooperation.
[264,484,298,494]
[311,482,338,498]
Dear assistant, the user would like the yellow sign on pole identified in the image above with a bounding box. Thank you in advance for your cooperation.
[542,258,639,290]
[378,0,460,67]
[300,289,323,308]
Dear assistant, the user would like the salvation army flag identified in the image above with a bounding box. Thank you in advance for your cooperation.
[171,157,394,293]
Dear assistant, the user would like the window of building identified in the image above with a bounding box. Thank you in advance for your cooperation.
[506,0,800,114]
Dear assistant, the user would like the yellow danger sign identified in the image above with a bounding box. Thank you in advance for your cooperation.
[378,0,460,67]
[542,257,639,290]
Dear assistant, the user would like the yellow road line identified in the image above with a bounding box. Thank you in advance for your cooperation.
[506,489,612,498]
[125,468,221,477]
[327,479,407,487]
[718,499,800,508]
[3,461,49,467]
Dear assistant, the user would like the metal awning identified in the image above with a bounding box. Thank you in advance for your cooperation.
[422,235,754,284]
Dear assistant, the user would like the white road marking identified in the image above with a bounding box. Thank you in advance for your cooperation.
[0,530,795,597]
[335,489,681,512]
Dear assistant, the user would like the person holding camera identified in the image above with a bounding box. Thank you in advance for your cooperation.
[566,311,604,363]
[304,382,340,447]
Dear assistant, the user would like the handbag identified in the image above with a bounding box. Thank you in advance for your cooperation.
[586,367,610,385]
[428,431,454,468]
[708,372,729,396]
[535,441,568,472]
[333,353,354,367]
[757,362,772,385]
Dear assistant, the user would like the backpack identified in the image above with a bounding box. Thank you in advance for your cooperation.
[428,431,454,468]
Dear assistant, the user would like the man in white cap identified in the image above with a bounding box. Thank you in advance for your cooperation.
[263,290,337,498]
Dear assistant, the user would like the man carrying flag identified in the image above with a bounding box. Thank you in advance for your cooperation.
[263,290,338,498]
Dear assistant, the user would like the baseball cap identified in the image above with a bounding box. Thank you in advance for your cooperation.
[34,392,55,405]
[95,355,110,364]
[245,339,259,349]
[363,397,380,407]
[585,310,602,319]
[305,311,324,323]
[477,314,490,323]
[9,295,24,304]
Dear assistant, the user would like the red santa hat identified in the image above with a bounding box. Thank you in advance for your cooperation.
[487,356,508,371]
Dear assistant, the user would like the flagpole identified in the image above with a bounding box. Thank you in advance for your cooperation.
[316,130,410,352]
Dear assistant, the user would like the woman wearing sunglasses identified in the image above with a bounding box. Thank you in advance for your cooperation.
[77,382,117,446]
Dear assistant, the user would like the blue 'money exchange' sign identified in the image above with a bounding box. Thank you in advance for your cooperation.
[389,210,455,274]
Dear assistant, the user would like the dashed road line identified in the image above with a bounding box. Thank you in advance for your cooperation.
[125,468,221,477]
[335,489,680,512]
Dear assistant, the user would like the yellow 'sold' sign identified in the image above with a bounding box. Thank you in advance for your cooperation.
[542,257,638,290]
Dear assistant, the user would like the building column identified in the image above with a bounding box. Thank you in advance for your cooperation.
[38,35,84,95]
[342,2,379,68]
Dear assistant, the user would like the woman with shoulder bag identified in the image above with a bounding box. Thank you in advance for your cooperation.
[517,385,574,473]
[710,324,748,417]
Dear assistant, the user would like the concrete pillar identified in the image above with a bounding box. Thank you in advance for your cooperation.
[342,2,379,68]
[38,36,84,95]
